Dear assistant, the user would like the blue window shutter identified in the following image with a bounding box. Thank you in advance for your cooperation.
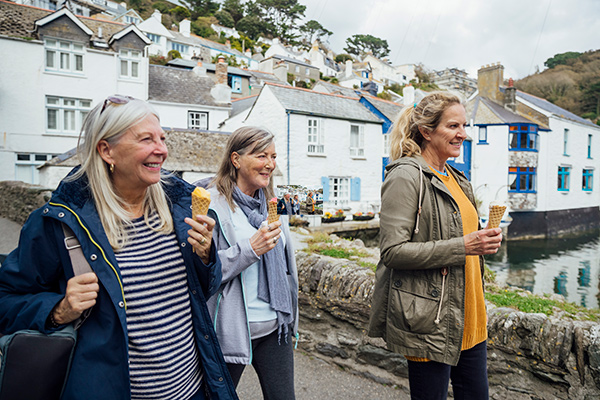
[350,177,361,201]
[321,177,329,201]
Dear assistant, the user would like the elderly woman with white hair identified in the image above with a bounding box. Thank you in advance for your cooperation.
[0,95,238,400]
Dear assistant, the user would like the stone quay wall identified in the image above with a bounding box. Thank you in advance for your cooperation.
[0,181,52,225]
[295,251,600,400]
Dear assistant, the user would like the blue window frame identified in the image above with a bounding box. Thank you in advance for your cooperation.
[588,134,592,159]
[147,33,160,43]
[478,126,487,144]
[558,166,570,191]
[509,124,538,151]
[227,75,242,93]
[583,169,593,191]
[509,167,536,193]
[171,42,188,54]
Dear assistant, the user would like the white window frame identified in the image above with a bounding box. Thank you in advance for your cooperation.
[119,49,141,79]
[329,177,350,207]
[383,133,390,157]
[46,96,92,135]
[171,42,189,54]
[305,67,310,76]
[307,118,324,155]
[15,153,57,184]
[45,38,85,74]
[147,33,160,43]
[188,111,208,130]
[349,124,365,157]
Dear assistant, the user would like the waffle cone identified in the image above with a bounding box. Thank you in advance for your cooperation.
[192,187,211,218]
[268,199,279,224]
[488,205,506,229]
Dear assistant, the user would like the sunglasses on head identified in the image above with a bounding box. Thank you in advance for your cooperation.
[100,95,135,114]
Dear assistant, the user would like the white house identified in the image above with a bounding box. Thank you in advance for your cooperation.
[337,60,384,95]
[363,54,408,87]
[147,64,231,131]
[308,40,339,77]
[0,1,150,184]
[226,83,384,214]
[263,38,306,62]
[468,63,600,238]
[12,0,104,17]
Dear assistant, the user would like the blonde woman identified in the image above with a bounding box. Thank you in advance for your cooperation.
[0,95,237,400]
[368,92,502,400]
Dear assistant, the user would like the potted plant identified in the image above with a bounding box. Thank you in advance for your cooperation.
[352,211,375,221]
[322,209,346,223]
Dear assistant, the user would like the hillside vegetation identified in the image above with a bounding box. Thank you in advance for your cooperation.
[515,50,600,124]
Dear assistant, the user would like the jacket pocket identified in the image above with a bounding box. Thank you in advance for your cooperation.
[387,270,443,334]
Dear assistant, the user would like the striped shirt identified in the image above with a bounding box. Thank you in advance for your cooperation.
[115,213,202,400]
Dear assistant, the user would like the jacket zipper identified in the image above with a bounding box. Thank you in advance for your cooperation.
[434,267,448,324]
[49,202,127,309]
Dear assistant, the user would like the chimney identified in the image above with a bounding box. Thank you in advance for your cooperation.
[505,77,516,112]
[193,61,206,77]
[345,59,353,78]
[180,19,190,38]
[273,61,288,83]
[477,62,504,102]
[245,49,252,58]
[215,56,228,85]
[225,40,231,49]
[152,9,161,23]
[403,84,415,107]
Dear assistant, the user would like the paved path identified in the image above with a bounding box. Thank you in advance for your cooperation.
[237,352,408,400]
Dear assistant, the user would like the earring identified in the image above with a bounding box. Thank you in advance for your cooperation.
[110,164,115,173]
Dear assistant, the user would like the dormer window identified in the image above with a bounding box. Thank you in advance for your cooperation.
[45,39,84,74]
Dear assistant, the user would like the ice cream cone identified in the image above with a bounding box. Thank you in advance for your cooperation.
[488,202,506,229]
[268,198,279,224]
[192,187,211,219]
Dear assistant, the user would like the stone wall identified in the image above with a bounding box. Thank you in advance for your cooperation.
[296,251,600,399]
[0,181,52,225]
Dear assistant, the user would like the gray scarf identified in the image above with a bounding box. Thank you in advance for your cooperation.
[232,186,293,340]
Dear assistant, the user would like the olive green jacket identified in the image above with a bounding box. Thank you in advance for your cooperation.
[367,155,484,366]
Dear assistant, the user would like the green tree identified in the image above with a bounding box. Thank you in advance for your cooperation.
[344,34,390,59]
[335,54,353,63]
[298,20,332,48]
[582,79,600,117]
[180,0,219,19]
[544,51,582,69]
[248,0,306,43]
[170,6,191,21]
[214,10,235,27]
[236,14,268,40]
[191,16,218,38]
[222,0,245,26]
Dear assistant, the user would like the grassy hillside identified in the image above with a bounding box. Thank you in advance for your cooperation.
[515,50,600,124]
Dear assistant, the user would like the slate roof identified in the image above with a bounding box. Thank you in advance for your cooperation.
[469,97,533,125]
[166,58,251,77]
[231,95,258,117]
[246,69,287,87]
[264,83,382,124]
[169,31,250,60]
[264,55,317,69]
[516,90,599,128]
[361,95,403,121]
[313,81,360,98]
[148,64,229,107]
[0,0,131,49]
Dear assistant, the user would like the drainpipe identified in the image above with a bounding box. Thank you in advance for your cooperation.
[287,111,291,184]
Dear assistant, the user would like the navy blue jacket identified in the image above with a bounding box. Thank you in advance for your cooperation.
[0,171,238,400]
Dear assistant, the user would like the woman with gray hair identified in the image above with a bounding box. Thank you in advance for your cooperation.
[196,126,298,400]
[0,95,238,400]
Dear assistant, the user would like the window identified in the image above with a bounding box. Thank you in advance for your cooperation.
[509,167,536,193]
[558,166,571,191]
[563,129,569,155]
[15,153,57,184]
[45,39,84,74]
[227,75,242,93]
[583,169,593,191]
[509,124,538,151]
[383,133,390,157]
[478,126,487,144]
[119,49,141,79]
[147,33,160,43]
[329,177,350,207]
[305,67,310,76]
[46,96,91,134]
[188,111,208,130]
[307,118,324,154]
[171,42,188,54]
[349,124,365,157]
[588,134,592,159]
[125,16,139,24]
[295,65,300,73]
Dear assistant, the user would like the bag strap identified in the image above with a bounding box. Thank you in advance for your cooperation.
[60,223,93,329]
[61,223,93,276]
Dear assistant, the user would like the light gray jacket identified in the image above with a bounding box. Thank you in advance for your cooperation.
[202,185,299,365]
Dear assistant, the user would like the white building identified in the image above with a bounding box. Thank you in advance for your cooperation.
[469,63,600,238]
[308,40,339,77]
[363,54,409,87]
[0,2,150,184]
[225,83,384,214]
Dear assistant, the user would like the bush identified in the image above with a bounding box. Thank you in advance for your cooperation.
[214,10,235,28]
[149,55,167,65]
[167,50,181,60]
[170,6,190,21]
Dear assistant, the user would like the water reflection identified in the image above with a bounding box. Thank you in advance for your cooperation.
[485,230,600,309]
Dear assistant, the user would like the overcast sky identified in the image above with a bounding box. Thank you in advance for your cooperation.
[299,0,600,80]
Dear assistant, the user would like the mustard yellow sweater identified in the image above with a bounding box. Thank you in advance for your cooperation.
[406,168,487,362]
